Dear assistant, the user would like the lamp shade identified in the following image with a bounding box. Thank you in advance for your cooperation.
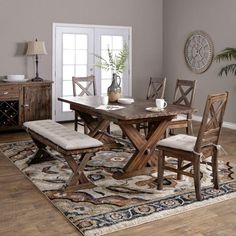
[26,40,47,55]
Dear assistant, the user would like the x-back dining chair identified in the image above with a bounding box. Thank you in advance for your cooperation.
[72,75,97,133]
[166,79,197,136]
[146,77,167,100]
[137,77,167,136]
[157,91,229,201]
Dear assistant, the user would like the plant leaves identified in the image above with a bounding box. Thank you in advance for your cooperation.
[215,47,236,77]
[94,43,129,76]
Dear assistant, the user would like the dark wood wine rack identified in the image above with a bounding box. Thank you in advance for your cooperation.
[0,101,19,126]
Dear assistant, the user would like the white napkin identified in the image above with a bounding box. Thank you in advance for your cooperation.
[96,105,125,110]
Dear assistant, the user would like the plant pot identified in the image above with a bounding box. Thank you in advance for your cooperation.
[107,73,121,102]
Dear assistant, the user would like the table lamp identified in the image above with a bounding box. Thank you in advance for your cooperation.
[26,39,47,81]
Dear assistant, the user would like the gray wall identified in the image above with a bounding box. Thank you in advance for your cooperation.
[0,0,163,100]
[1,0,235,124]
[163,0,236,123]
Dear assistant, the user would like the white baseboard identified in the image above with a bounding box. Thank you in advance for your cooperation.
[192,115,236,130]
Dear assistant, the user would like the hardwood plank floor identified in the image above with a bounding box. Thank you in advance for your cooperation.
[0,123,235,236]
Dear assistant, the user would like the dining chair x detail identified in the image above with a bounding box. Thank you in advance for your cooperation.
[157,91,229,201]
[137,77,167,136]
[72,75,97,134]
[166,79,197,137]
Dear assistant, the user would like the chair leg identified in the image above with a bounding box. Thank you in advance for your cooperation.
[136,123,140,132]
[187,120,194,135]
[74,113,78,131]
[107,125,110,134]
[157,151,165,190]
[144,122,148,137]
[164,128,169,138]
[212,149,219,189]
[177,158,183,180]
[84,125,88,134]
[193,157,202,201]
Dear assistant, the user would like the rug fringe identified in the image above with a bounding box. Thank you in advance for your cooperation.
[85,191,236,236]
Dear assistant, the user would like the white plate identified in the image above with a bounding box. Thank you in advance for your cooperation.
[118,98,134,104]
[2,78,28,82]
[145,107,164,112]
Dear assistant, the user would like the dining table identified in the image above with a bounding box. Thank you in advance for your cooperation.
[58,96,194,179]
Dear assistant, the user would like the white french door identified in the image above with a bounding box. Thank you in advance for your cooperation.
[53,23,131,121]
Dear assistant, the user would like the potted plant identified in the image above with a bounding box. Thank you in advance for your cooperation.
[95,43,129,102]
[215,48,236,76]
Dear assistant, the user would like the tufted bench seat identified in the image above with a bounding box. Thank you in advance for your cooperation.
[24,120,103,188]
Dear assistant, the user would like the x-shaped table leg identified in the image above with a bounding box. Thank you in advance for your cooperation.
[115,117,173,178]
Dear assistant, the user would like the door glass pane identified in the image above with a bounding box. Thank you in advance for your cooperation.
[101,36,112,49]
[62,33,89,113]
[101,79,112,95]
[63,81,73,96]
[63,34,75,49]
[76,35,87,49]
[101,69,112,79]
[63,50,75,64]
[63,65,75,81]
[76,50,87,64]
[113,36,123,50]
[75,65,87,77]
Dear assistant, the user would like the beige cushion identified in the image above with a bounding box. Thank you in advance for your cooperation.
[171,114,187,122]
[24,120,103,150]
[157,134,197,152]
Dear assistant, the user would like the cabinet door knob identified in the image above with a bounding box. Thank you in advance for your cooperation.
[23,104,29,107]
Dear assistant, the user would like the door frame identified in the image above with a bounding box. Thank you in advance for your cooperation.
[52,23,132,121]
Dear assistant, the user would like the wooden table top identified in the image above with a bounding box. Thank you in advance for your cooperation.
[58,96,194,123]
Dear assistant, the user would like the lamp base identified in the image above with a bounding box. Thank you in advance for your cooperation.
[31,77,44,82]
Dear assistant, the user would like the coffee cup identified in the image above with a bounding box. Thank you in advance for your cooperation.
[155,99,167,109]
[101,95,109,105]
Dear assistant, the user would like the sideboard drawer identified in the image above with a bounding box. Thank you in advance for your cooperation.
[0,85,20,100]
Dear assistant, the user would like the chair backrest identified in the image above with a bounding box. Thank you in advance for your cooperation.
[194,92,229,153]
[72,75,97,96]
[146,77,166,100]
[172,79,197,107]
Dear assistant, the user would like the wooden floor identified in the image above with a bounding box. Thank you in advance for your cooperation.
[0,123,236,236]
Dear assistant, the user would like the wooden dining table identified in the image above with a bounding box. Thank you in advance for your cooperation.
[58,96,194,179]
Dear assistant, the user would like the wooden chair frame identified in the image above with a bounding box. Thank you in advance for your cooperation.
[146,77,167,100]
[137,77,167,136]
[72,76,97,133]
[157,92,229,200]
[167,79,197,136]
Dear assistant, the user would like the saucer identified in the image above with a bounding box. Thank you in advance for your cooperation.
[145,107,164,112]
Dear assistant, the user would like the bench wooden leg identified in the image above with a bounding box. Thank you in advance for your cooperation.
[63,153,95,188]
[28,138,54,164]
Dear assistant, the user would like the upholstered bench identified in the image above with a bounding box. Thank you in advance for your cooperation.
[24,119,103,188]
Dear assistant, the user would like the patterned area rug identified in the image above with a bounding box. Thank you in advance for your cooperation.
[1,140,236,236]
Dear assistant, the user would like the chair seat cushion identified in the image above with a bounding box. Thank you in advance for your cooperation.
[24,120,103,150]
[171,114,187,122]
[157,134,196,152]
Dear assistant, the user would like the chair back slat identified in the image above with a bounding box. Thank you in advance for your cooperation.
[173,79,197,107]
[194,92,229,153]
[146,77,166,100]
[72,76,97,97]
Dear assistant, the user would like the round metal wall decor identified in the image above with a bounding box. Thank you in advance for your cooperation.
[184,30,214,74]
